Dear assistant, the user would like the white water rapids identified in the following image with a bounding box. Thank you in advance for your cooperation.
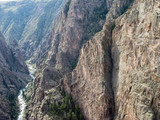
[17,64,36,120]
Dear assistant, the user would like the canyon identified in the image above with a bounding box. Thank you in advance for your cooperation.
[0,32,30,120]
[0,0,65,61]
[0,0,159,120]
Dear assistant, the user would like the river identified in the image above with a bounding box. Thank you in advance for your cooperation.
[17,64,36,120]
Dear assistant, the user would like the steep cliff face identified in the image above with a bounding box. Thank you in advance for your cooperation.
[64,0,160,119]
[63,32,114,120]
[26,0,114,119]
[112,0,160,119]
[37,0,113,70]
[62,0,134,120]
[26,0,160,120]
[0,32,30,120]
[0,0,65,60]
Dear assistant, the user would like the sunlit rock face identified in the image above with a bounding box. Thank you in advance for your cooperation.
[112,0,160,119]
[25,0,160,120]
[0,32,30,120]
[62,0,134,120]
[26,0,114,119]
[59,0,160,119]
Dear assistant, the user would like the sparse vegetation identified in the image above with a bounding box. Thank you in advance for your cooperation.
[22,91,31,102]
[7,93,19,120]
[47,90,85,120]
[22,82,33,102]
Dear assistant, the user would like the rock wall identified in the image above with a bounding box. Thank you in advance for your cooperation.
[0,32,30,120]
[36,0,113,70]
[112,0,160,119]
[62,0,134,120]
[26,0,160,120]
[63,31,114,120]
[26,0,114,119]
[64,0,160,119]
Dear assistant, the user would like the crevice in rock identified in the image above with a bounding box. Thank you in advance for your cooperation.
[101,0,135,119]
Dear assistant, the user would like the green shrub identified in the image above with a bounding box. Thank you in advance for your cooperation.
[48,90,85,120]
[7,93,19,120]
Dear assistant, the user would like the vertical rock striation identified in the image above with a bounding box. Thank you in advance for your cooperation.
[112,0,160,119]
[37,0,113,70]
[26,0,160,120]
[62,0,134,120]
[63,31,115,120]
[64,0,160,119]
[26,0,114,119]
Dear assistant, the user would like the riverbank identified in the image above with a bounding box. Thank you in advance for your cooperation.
[17,64,36,120]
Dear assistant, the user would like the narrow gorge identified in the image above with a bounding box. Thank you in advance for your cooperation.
[17,64,36,120]
[0,32,30,120]
[0,0,159,120]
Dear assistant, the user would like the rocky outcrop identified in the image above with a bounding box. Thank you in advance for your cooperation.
[26,0,160,120]
[62,0,134,120]
[37,0,113,70]
[63,32,115,120]
[0,32,30,120]
[26,0,114,119]
[0,95,10,120]
[64,0,160,119]
[112,0,160,119]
